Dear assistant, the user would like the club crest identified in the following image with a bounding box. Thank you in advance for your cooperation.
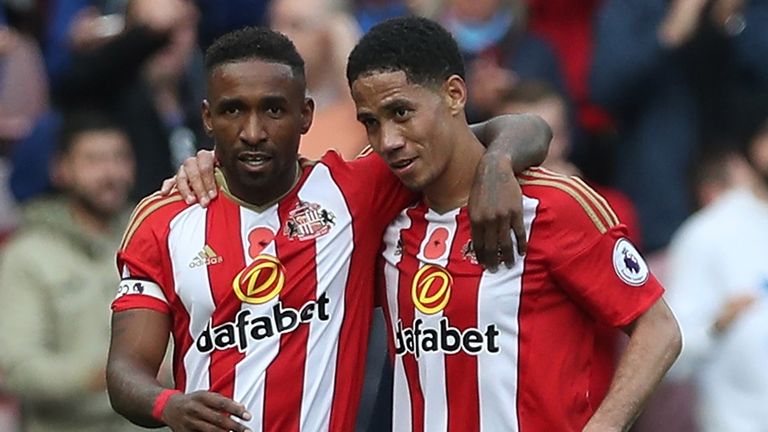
[283,200,336,241]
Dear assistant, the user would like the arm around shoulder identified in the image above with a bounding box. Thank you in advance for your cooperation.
[470,113,551,172]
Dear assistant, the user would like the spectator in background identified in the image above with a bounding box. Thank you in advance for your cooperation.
[12,0,208,202]
[439,0,565,121]
[42,0,129,89]
[495,80,642,244]
[590,0,768,253]
[56,0,207,197]
[269,0,368,159]
[0,7,48,148]
[524,0,607,134]
[665,112,768,432]
[0,4,49,238]
[0,111,148,432]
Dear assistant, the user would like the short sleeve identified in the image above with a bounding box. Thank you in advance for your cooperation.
[532,173,663,327]
[550,226,663,327]
[113,203,173,314]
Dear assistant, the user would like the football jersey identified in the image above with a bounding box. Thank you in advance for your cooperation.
[113,151,415,432]
[379,168,664,432]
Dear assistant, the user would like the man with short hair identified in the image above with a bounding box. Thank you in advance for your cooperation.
[0,111,142,432]
[106,26,550,432]
[346,16,681,431]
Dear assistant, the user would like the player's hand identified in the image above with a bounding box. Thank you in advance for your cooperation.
[161,390,252,432]
[160,150,218,206]
[469,153,526,271]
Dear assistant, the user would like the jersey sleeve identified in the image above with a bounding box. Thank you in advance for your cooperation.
[533,174,664,327]
[348,149,419,223]
[113,199,175,314]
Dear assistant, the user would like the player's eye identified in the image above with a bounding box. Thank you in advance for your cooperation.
[393,107,412,121]
[266,106,283,117]
[359,117,378,129]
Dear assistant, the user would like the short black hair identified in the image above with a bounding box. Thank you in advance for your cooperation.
[57,110,125,156]
[205,26,305,81]
[346,16,464,88]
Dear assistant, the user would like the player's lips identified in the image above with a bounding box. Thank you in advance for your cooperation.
[238,151,274,172]
[388,157,417,175]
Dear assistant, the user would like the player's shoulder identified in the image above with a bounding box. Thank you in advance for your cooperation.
[119,189,191,251]
[520,167,620,234]
[307,146,389,183]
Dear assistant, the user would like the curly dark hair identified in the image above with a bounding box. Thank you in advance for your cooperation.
[346,16,465,88]
[205,26,305,81]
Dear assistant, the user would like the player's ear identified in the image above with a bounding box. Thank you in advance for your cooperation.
[443,75,467,116]
[300,97,315,135]
[202,100,213,136]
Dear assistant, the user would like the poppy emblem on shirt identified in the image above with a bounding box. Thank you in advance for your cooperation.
[248,227,275,258]
[411,264,453,314]
[424,227,449,259]
[232,254,286,304]
[612,238,649,286]
[283,200,336,241]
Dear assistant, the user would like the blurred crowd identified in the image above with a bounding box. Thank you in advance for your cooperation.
[0,0,767,431]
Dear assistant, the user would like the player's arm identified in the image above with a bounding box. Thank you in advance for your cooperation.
[469,113,551,173]
[582,299,682,432]
[538,176,682,432]
[468,113,552,269]
[108,309,252,431]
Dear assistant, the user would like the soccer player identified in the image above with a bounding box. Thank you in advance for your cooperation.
[346,17,682,431]
[106,27,550,432]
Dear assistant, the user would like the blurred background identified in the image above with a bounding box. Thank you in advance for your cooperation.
[0,0,767,431]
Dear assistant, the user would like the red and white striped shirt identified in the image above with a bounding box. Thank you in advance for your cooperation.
[112,151,414,432]
[380,168,664,432]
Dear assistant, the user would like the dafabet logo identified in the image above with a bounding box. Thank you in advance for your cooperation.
[196,254,331,353]
[232,255,286,304]
[411,264,453,314]
[396,264,500,358]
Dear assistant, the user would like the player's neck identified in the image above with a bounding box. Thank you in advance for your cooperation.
[221,162,301,210]
[423,128,484,214]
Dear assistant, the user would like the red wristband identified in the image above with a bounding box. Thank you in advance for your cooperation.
[152,389,181,422]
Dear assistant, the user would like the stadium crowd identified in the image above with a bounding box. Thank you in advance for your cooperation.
[0,0,766,431]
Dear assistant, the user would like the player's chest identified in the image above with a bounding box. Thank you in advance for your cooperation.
[382,213,528,317]
[169,197,353,312]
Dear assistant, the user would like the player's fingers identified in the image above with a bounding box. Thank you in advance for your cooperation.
[186,415,250,432]
[482,216,502,272]
[160,176,176,196]
[197,149,218,200]
[193,409,251,432]
[199,392,252,422]
[510,207,527,259]
[496,214,515,268]
[175,166,196,204]
[182,157,210,206]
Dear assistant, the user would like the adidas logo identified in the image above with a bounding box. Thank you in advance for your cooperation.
[189,245,224,268]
